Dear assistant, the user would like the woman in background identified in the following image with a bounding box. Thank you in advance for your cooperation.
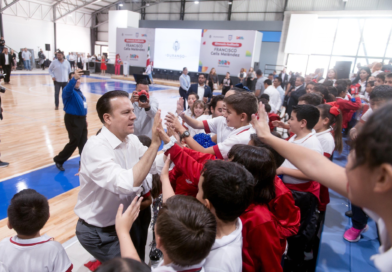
[10,49,17,71]
[115,54,122,75]
[207,68,218,91]
[246,67,256,90]
[100,55,107,76]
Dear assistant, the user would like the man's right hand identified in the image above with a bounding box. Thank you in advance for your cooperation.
[131,91,139,104]
[73,69,84,80]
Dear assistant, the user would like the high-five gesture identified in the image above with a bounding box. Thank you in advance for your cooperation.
[176,97,185,115]
[165,112,186,134]
[151,109,162,146]
[251,102,271,141]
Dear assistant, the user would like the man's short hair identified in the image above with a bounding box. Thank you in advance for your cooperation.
[96,258,151,272]
[260,93,270,101]
[264,79,272,86]
[297,76,305,83]
[256,69,262,76]
[183,67,187,71]
[209,95,224,112]
[369,85,392,101]
[268,73,274,77]
[229,86,248,94]
[292,104,320,130]
[274,77,282,83]
[188,92,200,100]
[96,90,129,123]
[224,92,258,122]
[386,72,392,79]
[201,160,255,222]
[376,73,385,82]
[298,93,322,106]
[156,195,216,266]
[136,78,150,86]
[8,189,49,236]
[198,74,205,78]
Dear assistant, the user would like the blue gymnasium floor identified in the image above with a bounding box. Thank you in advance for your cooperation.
[2,75,380,271]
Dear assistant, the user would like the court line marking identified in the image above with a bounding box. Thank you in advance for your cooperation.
[0,155,80,183]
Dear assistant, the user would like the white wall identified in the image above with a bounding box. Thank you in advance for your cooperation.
[56,23,91,55]
[3,14,54,59]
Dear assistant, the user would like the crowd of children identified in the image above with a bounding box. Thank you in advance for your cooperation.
[1,68,392,272]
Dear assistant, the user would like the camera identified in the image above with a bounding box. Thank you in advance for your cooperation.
[0,86,5,93]
[137,90,149,103]
[82,70,90,76]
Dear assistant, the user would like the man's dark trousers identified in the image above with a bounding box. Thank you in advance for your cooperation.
[54,113,87,165]
[3,65,11,83]
[54,81,68,108]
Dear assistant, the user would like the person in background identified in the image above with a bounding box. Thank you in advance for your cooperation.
[0,48,12,84]
[273,77,285,110]
[221,72,233,96]
[0,37,4,53]
[246,67,256,90]
[48,50,71,110]
[115,54,122,75]
[286,76,306,117]
[38,49,46,70]
[319,68,337,84]
[10,49,16,71]
[255,69,267,97]
[77,54,83,70]
[179,67,190,110]
[22,48,32,71]
[263,79,281,114]
[353,67,371,101]
[268,73,274,81]
[145,61,153,84]
[69,52,76,71]
[238,68,247,86]
[100,55,107,76]
[278,67,289,89]
[371,62,383,77]
[188,74,212,103]
[207,68,218,92]
[123,55,129,77]
[66,52,70,62]
[273,70,278,78]
[53,69,88,172]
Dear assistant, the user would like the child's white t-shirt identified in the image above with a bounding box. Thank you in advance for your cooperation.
[152,259,205,272]
[204,219,243,272]
[188,115,211,137]
[202,116,234,144]
[0,234,72,272]
[315,128,335,157]
[281,131,323,184]
[365,209,392,272]
[361,108,373,123]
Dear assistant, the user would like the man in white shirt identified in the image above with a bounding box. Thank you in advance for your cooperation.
[68,52,76,71]
[263,79,282,113]
[179,67,191,110]
[188,74,212,103]
[129,79,159,137]
[273,77,285,109]
[75,90,163,262]
[21,48,32,70]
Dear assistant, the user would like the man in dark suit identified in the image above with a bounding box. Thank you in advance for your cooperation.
[278,67,289,89]
[188,74,212,103]
[286,76,306,117]
[0,48,12,84]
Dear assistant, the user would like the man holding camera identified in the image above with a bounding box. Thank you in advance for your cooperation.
[130,78,158,137]
[53,69,88,171]
[49,50,71,110]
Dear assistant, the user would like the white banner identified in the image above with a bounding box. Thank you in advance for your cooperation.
[198,29,261,75]
[154,28,202,72]
[116,28,155,67]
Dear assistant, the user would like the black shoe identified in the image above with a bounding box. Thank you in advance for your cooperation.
[345,210,353,218]
[54,161,65,171]
[0,161,9,168]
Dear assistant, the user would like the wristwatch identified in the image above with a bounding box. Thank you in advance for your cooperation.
[181,131,190,138]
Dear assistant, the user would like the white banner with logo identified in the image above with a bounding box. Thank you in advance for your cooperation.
[198,29,261,75]
[116,28,155,67]
[154,28,202,72]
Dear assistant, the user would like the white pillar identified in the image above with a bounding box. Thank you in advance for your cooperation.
[108,10,140,63]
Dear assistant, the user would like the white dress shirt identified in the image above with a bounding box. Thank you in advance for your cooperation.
[4,54,9,65]
[74,126,157,227]
[264,85,282,113]
[69,54,75,61]
[198,84,205,99]
[131,96,159,138]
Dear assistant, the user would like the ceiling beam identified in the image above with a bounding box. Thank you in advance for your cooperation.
[91,18,107,28]
[0,0,20,13]
[55,0,99,20]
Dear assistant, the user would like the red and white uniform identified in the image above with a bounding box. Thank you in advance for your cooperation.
[203,117,255,160]
[315,128,335,211]
[0,234,73,272]
[240,203,285,272]
[335,95,361,129]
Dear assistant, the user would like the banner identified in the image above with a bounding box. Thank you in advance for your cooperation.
[198,29,261,75]
[116,28,155,67]
[154,28,202,72]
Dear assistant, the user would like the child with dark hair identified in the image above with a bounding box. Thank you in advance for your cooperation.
[260,93,270,102]
[227,145,286,272]
[334,85,361,130]
[116,194,216,271]
[298,93,323,106]
[249,134,300,240]
[169,92,257,160]
[0,189,72,272]
[264,102,281,132]
[251,101,392,272]
[96,258,151,272]
[275,105,324,269]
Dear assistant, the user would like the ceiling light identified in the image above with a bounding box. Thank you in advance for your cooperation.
[228,1,232,4]
[146,3,150,6]
[194,1,199,4]
[119,3,123,6]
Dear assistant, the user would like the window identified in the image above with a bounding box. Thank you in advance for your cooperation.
[94,45,101,55]
[359,19,392,57]
[332,19,361,56]
[286,54,308,75]
[310,19,338,55]
[306,56,330,77]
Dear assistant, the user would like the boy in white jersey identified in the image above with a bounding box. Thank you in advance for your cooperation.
[0,189,72,272]
[115,193,216,272]
[166,92,258,160]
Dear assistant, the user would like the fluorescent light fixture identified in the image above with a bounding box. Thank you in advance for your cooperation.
[194,1,199,4]
[119,3,123,6]
[228,1,232,4]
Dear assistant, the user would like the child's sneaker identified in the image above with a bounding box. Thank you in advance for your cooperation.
[343,225,368,242]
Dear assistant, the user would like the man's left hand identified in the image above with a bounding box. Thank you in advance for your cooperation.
[138,99,150,109]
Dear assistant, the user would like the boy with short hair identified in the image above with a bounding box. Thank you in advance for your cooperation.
[0,189,73,272]
[298,93,323,106]
[166,92,257,160]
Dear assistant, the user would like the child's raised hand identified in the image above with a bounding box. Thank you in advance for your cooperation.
[165,112,183,132]
[160,154,171,182]
[251,102,271,141]
[115,197,143,235]
[176,98,184,115]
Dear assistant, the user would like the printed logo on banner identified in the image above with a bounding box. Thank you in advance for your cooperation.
[136,33,139,38]
[198,60,208,73]
[124,39,146,43]
[236,36,244,40]
[218,60,230,67]
[173,41,180,52]
[212,42,242,48]
[142,34,147,37]
[245,51,252,57]
[130,54,139,60]
[228,35,233,41]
